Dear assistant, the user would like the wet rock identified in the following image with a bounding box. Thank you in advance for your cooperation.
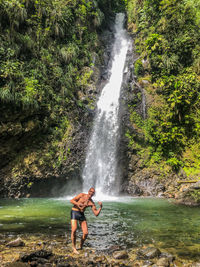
[6,263,30,267]
[173,259,186,266]
[92,255,107,263]
[101,70,110,80]
[137,247,161,259]
[108,245,122,253]
[113,250,129,259]
[57,264,71,267]
[128,184,143,196]
[124,168,167,197]
[20,249,52,262]
[6,237,25,247]
[0,239,6,244]
[160,252,175,263]
[191,181,200,190]
[191,263,200,267]
[140,260,154,267]
[156,257,170,266]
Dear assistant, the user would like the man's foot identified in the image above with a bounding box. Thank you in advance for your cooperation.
[73,248,79,254]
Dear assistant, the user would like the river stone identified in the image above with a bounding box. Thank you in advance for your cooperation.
[6,263,30,267]
[113,250,129,259]
[191,181,200,189]
[141,260,154,267]
[20,249,53,262]
[137,247,161,259]
[108,245,122,253]
[156,257,170,266]
[92,255,107,262]
[6,237,25,247]
[160,252,175,262]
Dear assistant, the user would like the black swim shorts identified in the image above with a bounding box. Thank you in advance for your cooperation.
[71,210,86,221]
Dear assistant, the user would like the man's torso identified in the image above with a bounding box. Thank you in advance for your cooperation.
[73,193,94,212]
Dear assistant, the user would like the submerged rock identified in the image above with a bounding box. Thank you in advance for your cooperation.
[6,263,30,267]
[113,250,129,259]
[6,237,25,247]
[156,257,170,267]
[160,252,175,263]
[20,249,53,262]
[108,245,122,253]
[137,247,161,259]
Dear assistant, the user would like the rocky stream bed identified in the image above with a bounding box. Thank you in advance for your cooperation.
[1,233,200,267]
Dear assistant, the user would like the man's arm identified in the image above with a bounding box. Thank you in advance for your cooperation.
[91,201,103,216]
[70,193,84,210]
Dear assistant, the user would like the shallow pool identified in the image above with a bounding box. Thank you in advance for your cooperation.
[0,197,200,258]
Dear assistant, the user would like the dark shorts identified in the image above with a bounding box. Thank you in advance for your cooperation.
[71,210,86,221]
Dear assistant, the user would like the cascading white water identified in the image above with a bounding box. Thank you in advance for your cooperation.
[82,13,130,198]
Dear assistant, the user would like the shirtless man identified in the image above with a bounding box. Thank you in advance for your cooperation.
[70,188,102,254]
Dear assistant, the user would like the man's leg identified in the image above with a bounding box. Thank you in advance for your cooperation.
[79,220,88,249]
[71,219,79,254]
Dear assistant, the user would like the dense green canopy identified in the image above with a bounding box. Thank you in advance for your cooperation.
[126,0,200,174]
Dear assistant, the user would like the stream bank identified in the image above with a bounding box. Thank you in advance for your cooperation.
[1,234,200,267]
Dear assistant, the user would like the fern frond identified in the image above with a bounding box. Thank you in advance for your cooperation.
[0,87,14,102]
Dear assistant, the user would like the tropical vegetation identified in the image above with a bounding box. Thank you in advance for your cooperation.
[0,0,122,182]
[125,0,200,176]
[1,0,200,196]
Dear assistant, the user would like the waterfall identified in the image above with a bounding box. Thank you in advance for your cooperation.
[141,88,146,119]
[82,13,130,198]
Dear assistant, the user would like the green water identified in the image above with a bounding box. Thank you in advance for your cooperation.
[1,197,200,258]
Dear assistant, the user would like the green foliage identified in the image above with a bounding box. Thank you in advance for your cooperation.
[0,0,106,110]
[77,68,93,89]
[125,130,135,148]
[134,58,144,76]
[126,0,200,172]
[187,190,200,203]
[130,110,144,128]
[0,0,116,174]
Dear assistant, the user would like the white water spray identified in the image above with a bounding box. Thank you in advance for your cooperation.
[82,13,130,199]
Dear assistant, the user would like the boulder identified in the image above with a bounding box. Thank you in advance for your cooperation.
[20,249,52,262]
[141,260,154,267]
[156,257,170,267]
[137,247,161,259]
[113,250,129,259]
[108,245,122,253]
[6,263,30,267]
[191,181,200,190]
[6,237,25,247]
[191,263,200,267]
[160,252,175,263]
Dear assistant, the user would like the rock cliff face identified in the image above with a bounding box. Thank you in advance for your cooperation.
[118,39,200,206]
